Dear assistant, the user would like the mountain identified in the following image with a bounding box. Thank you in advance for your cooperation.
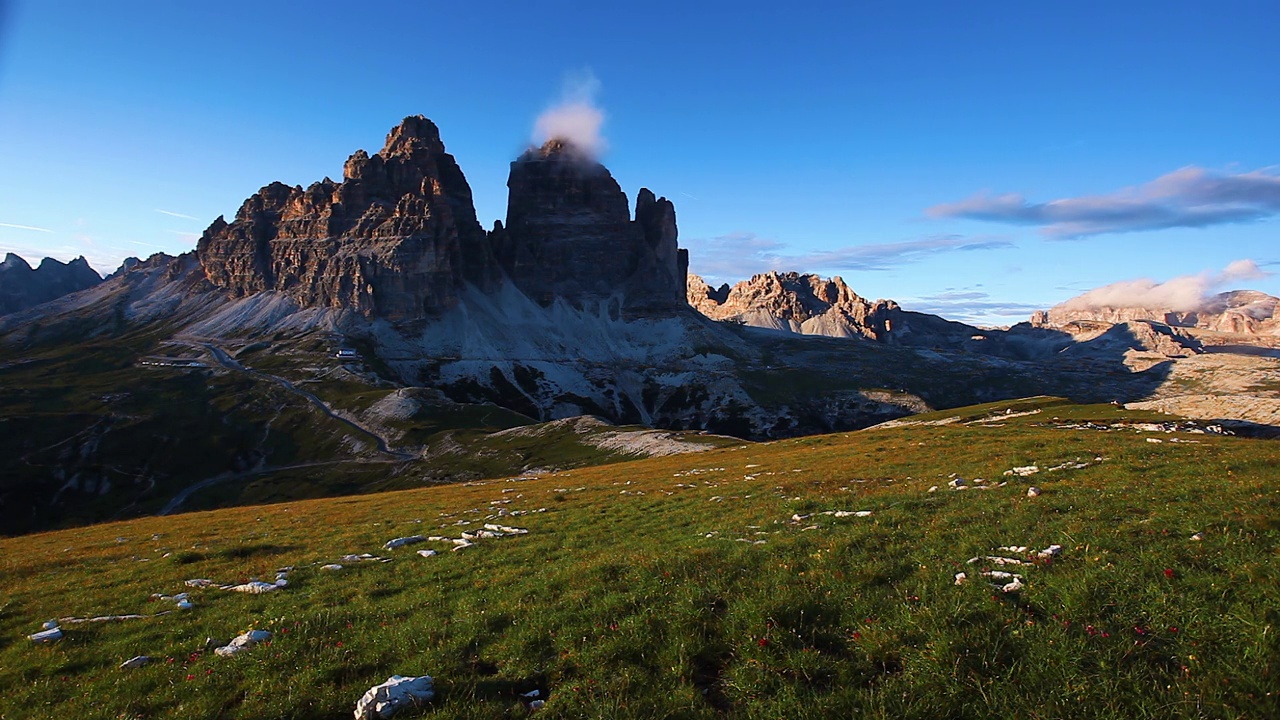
[1031,290,1280,338]
[0,253,102,315]
[196,117,687,321]
[0,116,1231,534]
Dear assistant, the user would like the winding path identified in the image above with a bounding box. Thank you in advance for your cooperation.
[200,343,415,460]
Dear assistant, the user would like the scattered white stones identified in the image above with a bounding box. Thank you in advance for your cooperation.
[383,536,426,550]
[1146,437,1164,444]
[484,524,528,535]
[185,578,215,588]
[321,564,344,571]
[1004,466,1040,477]
[214,629,271,657]
[354,675,435,720]
[416,550,437,558]
[1026,486,1042,498]
[968,556,1026,566]
[120,655,151,669]
[998,546,1029,553]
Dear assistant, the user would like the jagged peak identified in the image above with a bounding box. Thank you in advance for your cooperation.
[381,115,445,156]
[1,252,31,271]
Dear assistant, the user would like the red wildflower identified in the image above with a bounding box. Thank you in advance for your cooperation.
[757,637,769,647]
[1164,568,1175,579]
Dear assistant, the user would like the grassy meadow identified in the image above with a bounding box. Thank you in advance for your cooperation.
[1,397,1277,719]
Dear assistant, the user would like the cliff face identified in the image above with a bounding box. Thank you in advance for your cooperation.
[0,254,103,315]
[497,139,688,313]
[197,116,494,321]
[197,119,689,321]
[689,271,898,339]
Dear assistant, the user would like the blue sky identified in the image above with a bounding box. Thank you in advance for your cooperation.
[0,0,1276,325]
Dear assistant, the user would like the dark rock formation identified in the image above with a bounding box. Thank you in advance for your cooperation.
[197,115,494,321]
[0,254,102,315]
[498,139,688,313]
[198,120,688,320]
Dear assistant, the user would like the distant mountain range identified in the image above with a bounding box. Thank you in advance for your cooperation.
[0,253,102,315]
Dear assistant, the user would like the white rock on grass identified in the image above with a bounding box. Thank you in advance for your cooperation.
[1003,466,1039,477]
[354,675,435,720]
[214,630,271,657]
[383,536,426,550]
[1026,486,1042,498]
[120,656,151,669]
[416,550,437,558]
[1001,578,1025,593]
[1037,545,1063,559]
[954,572,967,585]
[227,581,281,594]
[29,627,63,643]
[321,564,344,571]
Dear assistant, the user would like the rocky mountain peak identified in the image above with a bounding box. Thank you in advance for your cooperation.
[196,116,688,321]
[2,253,32,271]
[497,138,687,312]
[689,271,900,339]
[379,115,446,156]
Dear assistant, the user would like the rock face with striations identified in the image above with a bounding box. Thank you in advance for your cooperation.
[198,119,689,320]
[494,139,688,313]
[0,253,103,316]
[197,116,494,321]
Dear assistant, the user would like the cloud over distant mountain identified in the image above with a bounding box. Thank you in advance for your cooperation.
[927,167,1280,238]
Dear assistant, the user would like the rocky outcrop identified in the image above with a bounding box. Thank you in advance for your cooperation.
[197,116,494,321]
[0,254,102,315]
[689,271,902,340]
[495,139,688,314]
[1032,290,1280,338]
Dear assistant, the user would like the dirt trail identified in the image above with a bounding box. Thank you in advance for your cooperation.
[195,342,415,460]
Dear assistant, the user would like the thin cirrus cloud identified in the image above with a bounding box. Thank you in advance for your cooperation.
[926,166,1280,239]
[155,209,201,221]
[0,221,53,233]
[684,233,1015,284]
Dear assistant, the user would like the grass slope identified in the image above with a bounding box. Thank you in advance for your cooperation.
[1,398,1278,719]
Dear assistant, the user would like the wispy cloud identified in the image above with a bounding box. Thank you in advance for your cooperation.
[684,232,1015,284]
[927,166,1280,239]
[155,209,201,221]
[1058,259,1271,312]
[0,221,53,233]
[901,290,1047,325]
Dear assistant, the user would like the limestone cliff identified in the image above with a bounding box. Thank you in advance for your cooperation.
[197,116,493,321]
[198,120,689,321]
[496,139,688,313]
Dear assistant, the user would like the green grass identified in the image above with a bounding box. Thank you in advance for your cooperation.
[2,400,1277,719]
